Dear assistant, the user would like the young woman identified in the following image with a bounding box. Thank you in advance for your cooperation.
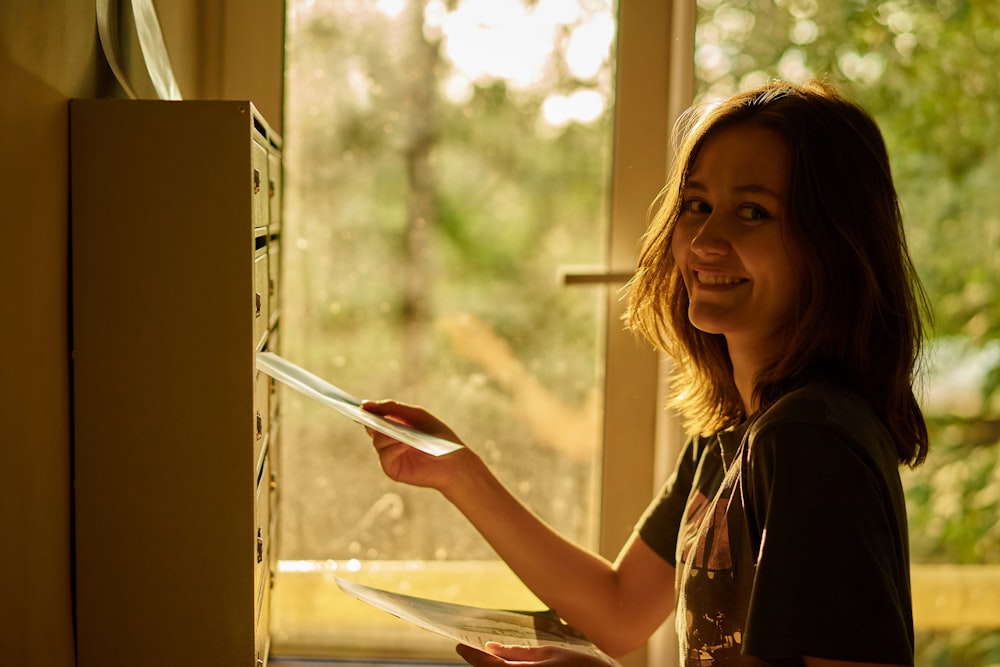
[363,80,929,667]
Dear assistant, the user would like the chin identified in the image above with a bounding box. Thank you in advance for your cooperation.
[688,318,727,336]
[687,309,731,336]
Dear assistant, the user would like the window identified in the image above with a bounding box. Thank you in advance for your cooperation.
[273,1,1000,665]
[272,1,681,663]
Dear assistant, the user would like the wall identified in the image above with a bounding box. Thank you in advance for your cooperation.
[0,1,283,663]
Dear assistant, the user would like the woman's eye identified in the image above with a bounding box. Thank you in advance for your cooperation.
[737,204,769,221]
[683,199,711,215]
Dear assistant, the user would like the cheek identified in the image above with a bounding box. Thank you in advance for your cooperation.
[670,228,687,265]
[781,234,806,284]
[669,235,691,291]
[776,245,806,311]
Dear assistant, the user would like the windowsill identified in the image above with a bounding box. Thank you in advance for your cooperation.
[911,563,1000,629]
[270,560,544,662]
[270,560,1000,663]
[271,660,461,666]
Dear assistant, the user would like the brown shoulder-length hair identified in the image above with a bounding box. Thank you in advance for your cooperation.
[624,80,931,466]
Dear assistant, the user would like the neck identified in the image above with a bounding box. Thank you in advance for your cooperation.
[726,336,768,415]
[734,368,756,415]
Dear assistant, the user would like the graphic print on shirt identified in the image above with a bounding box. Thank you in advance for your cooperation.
[675,450,750,666]
[678,488,733,571]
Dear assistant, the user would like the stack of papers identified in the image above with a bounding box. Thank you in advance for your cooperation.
[336,578,618,665]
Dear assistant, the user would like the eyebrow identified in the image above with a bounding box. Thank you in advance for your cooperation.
[684,179,783,200]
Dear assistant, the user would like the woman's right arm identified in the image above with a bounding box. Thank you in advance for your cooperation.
[363,400,676,657]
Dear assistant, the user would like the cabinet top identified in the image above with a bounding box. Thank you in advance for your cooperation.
[69,98,282,150]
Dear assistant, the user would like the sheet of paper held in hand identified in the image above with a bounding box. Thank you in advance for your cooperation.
[335,578,619,665]
[255,352,463,457]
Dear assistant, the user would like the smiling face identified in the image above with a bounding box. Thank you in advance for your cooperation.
[671,122,802,360]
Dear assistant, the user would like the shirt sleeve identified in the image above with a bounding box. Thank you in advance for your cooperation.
[740,420,914,665]
[636,435,704,566]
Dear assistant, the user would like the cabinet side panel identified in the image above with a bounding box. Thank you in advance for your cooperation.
[71,100,260,666]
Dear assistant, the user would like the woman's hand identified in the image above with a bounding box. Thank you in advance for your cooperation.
[456,643,618,667]
[361,399,473,492]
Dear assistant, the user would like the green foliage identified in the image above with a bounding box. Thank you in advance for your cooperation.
[915,627,1000,667]
[282,0,612,561]
[904,426,1000,563]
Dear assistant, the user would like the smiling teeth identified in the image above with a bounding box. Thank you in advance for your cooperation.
[697,272,743,285]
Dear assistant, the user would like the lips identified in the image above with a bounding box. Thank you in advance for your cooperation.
[694,270,747,286]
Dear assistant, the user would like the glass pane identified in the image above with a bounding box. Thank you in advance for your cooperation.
[694,1,1000,665]
[276,0,616,656]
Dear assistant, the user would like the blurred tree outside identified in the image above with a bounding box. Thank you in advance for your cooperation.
[282,0,614,564]
[281,0,999,664]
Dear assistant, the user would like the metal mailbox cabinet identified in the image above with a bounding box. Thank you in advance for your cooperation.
[70,99,282,667]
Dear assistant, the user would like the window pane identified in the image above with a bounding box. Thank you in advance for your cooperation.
[694,1,1000,664]
[275,0,616,656]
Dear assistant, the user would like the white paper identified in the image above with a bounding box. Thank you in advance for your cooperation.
[96,0,139,98]
[336,578,618,665]
[131,0,182,99]
[255,352,464,457]
[95,0,182,100]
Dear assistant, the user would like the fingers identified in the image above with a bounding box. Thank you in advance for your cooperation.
[366,433,420,482]
[361,399,470,488]
[366,424,404,451]
[361,399,463,445]
[360,402,422,453]
[464,643,611,666]
[487,643,548,660]
[361,403,440,484]
[455,644,512,666]
[456,642,556,665]
[361,399,422,422]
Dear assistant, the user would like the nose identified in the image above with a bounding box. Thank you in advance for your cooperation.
[688,214,730,257]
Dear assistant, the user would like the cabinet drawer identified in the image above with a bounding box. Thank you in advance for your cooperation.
[255,561,272,667]
[268,371,278,424]
[252,138,269,231]
[268,236,280,326]
[254,454,271,610]
[254,242,269,350]
[254,369,270,474]
[268,151,282,232]
[268,445,280,574]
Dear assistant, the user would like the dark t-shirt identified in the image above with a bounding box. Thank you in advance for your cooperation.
[638,382,914,666]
